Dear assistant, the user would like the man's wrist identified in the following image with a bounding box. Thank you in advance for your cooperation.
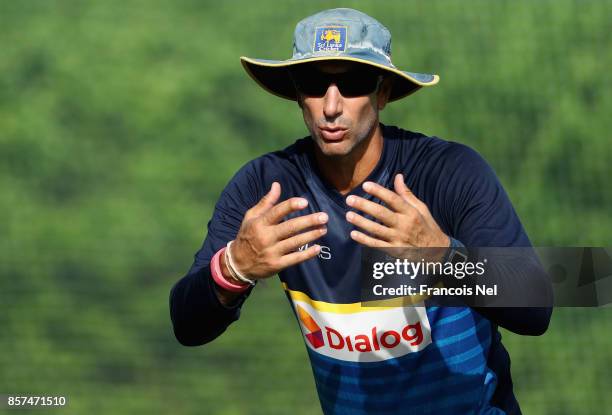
[220,249,248,286]
[225,241,257,285]
[210,247,250,297]
[432,234,451,261]
[210,250,248,307]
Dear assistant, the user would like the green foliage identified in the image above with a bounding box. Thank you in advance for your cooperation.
[0,1,610,414]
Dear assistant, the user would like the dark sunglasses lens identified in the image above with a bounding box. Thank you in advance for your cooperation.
[292,74,329,96]
[291,66,382,97]
[336,72,381,97]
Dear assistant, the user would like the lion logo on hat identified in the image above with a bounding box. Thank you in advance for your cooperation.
[314,26,347,52]
[321,29,341,44]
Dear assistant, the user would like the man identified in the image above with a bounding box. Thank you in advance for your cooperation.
[170,8,551,415]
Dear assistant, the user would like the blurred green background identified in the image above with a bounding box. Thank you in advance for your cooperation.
[1,0,610,414]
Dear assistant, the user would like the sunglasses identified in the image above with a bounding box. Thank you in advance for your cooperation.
[289,65,384,98]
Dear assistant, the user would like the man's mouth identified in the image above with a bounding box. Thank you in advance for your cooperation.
[319,127,348,142]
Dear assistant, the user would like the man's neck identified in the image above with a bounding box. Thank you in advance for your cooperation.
[314,123,384,195]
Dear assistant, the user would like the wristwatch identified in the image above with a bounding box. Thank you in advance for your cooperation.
[444,237,468,265]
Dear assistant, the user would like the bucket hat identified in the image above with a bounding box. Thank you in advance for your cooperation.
[240,8,439,102]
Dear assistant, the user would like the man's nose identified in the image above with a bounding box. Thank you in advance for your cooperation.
[323,83,343,119]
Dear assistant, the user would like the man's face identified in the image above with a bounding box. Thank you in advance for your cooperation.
[292,61,391,158]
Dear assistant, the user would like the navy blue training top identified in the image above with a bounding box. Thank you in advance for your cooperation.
[170,124,551,415]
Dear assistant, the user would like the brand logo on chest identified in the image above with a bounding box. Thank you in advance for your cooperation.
[294,300,432,362]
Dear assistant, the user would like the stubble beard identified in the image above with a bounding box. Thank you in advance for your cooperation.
[309,111,379,161]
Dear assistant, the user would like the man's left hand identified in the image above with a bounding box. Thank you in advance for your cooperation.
[346,174,450,249]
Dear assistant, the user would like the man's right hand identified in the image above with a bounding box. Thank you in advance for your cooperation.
[216,182,327,302]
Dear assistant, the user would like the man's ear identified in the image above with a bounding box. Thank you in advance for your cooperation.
[376,76,393,110]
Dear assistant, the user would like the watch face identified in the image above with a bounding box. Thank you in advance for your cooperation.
[450,249,468,265]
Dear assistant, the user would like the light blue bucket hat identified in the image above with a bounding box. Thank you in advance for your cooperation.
[240,8,439,102]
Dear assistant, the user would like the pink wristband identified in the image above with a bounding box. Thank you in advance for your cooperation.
[210,247,250,293]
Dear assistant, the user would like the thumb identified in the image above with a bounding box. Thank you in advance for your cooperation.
[394,174,422,208]
[251,182,281,215]
[394,174,433,218]
[394,174,413,202]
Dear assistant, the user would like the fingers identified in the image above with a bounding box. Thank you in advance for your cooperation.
[277,244,321,268]
[276,226,327,254]
[248,182,282,217]
[361,181,407,212]
[275,212,328,240]
[346,211,393,242]
[263,197,309,225]
[346,194,396,227]
[349,230,390,248]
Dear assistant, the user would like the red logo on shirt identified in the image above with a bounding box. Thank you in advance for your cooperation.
[297,305,424,352]
[324,324,423,352]
[297,305,324,348]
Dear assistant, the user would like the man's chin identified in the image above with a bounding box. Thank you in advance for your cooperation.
[319,146,352,159]
[314,139,352,158]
